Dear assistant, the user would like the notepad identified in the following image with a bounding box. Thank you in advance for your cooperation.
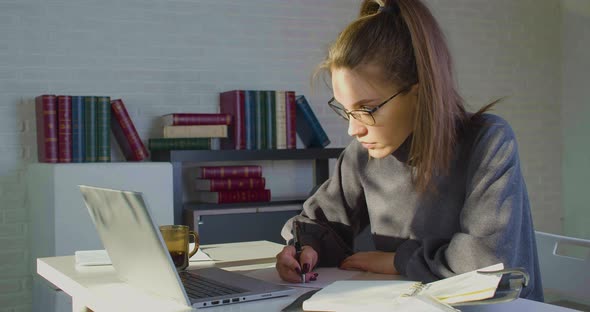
[303,263,505,312]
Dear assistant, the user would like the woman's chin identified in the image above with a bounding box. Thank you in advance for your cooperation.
[367,147,392,159]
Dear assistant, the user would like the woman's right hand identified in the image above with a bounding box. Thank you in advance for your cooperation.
[275,245,318,283]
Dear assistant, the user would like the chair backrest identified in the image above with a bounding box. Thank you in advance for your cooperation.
[535,231,590,305]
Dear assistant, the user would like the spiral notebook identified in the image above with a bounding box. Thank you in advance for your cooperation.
[302,263,529,312]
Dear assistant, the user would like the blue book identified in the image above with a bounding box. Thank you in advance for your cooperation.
[295,95,330,148]
[71,96,85,162]
[244,90,257,150]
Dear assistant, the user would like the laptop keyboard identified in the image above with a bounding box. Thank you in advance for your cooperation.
[178,271,246,299]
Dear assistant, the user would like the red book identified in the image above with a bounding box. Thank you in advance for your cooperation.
[196,189,271,204]
[285,91,297,149]
[161,113,232,126]
[110,99,149,161]
[197,165,262,179]
[195,177,266,191]
[219,90,246,150]
[57,95,72,162]
[35,95,58,163]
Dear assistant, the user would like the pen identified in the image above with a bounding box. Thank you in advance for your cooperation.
[292,220,305,284]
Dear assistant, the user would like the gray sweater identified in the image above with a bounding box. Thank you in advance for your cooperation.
[282,114,543,301]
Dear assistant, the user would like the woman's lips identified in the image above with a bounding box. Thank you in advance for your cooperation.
[360,142,377,149]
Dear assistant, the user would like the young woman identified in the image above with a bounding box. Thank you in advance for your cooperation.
[275,0,543,301]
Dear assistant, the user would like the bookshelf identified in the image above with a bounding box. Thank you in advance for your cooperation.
[151,148,344,243]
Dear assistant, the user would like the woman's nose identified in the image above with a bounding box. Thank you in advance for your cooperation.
[347,117,367,137]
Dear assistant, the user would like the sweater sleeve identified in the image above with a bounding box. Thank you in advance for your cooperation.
[394,116,532,282]
[281,142,369,267]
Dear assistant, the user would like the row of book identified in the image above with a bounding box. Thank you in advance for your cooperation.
[219,90,331,150]
[147,91,331,151]
[193,165,271,204]
[35,95,148,162]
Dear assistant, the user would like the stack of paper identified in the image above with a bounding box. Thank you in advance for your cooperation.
[75,244,213,266]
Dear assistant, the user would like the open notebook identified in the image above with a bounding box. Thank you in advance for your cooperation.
[302,263,529,312]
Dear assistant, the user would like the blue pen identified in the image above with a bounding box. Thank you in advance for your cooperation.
[293,220,305,284]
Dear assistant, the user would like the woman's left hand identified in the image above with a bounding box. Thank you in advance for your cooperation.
[339,251,399,275]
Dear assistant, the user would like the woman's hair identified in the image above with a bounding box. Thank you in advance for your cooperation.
[316,0,493,193]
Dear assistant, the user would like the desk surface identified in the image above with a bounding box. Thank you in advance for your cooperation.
[37,240,578,312]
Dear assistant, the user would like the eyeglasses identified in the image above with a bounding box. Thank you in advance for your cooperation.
[328,86,410,126]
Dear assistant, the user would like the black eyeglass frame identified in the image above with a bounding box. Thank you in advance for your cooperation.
[328,85,411,126]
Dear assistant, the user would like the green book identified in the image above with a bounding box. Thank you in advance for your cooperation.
[255,91,267,150]
[84,96,97,162]
[96,96,111,162]
[265,90,276,150]
[148,138,211,151]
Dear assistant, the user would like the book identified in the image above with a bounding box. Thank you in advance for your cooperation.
[71,96,85,162]
[196,165,262,179]
[295,95,330,148]
[56,95,72,163]
[110,99,149,161]
[161,113,231,126]
[35,94,58,163]
[163,125,228,138]
[219,90,246,150]
[195,177,266,191]
[265,90,276,149]
[84,96,97,162]
[244,90,257,150]
[255,90,267,150]
[285,91,297,149]
[148,138,211,151]
[303,263,508,311]
[195,189,271,204]
[96,96,111,162]
[275,91,287,149]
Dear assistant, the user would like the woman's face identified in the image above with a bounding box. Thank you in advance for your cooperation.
[331,65,416,159]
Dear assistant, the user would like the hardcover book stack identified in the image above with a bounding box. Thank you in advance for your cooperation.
[148,113,232,151]
[194,165,271,204]
[35,95,148,163]
[220,90,330,150]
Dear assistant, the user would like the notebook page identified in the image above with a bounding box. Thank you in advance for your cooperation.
[424,263,504,304]
[302,280,416,311]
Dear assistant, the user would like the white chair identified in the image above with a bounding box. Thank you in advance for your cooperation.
[535,231,590,309]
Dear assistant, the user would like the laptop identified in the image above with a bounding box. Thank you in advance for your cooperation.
[79,185,295,308]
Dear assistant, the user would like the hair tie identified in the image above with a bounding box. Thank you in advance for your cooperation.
[378,5,400,15]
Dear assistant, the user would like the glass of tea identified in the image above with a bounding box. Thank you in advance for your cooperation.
[159,225,199,270]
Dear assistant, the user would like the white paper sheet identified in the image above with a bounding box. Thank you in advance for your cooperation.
[244,267,361,289]
[188,243,213,262]
[303,280,459,312]
[75,247,213,266]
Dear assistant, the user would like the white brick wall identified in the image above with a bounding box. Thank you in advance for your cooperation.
[0,0,573,310]
[561,0,590,240]
[428,0,564,234]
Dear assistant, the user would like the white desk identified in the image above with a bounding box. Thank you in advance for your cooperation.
[37,240,579,312]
